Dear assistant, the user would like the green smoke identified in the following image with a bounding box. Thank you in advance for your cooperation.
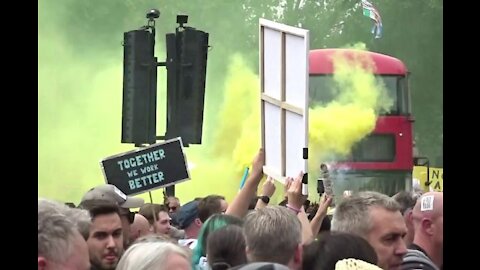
[38,1,260,204]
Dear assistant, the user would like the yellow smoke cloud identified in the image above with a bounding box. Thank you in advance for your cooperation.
[309,103,376,158]
[207,47,393,201]
[213,54,260,172]
[173,54,262,203]
[38,29,391,205]
[308,45,393,176]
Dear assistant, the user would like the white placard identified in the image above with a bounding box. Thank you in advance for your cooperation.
[259,19,309,194]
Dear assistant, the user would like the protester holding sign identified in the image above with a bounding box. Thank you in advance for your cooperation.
[226,148,265,218]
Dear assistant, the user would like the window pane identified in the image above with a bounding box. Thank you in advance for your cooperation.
[309,75,406,115]
[351,134,395,162]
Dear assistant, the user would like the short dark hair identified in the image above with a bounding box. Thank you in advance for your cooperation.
[84,201,121,220]
[207,225,247,270]
[192,214,244,265]
[198,195,225,223]
[392,191,417,215]
[303,232,378,270]
[139,203,169,225]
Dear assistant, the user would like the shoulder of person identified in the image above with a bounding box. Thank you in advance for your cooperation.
[402,249,439,270]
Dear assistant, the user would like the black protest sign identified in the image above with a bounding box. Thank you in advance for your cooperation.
[101,137,190,196]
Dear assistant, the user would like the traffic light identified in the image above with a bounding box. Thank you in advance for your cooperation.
[121,29,157,145]
[165,26,209,146]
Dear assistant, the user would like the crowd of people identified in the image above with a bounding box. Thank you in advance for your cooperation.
[38,148,443,270]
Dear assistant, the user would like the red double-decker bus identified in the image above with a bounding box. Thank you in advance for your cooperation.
[309,49,413,196]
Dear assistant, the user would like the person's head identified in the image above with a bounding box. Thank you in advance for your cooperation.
[116,241,191,270]
[176,200,202,238]
[129,214,151,243]
[229,262,290,270]
[80,184,144,247]
[139,203,171,235]
[192,214,244,266]
[198,195,228,222]
[207,225,247,270]
[38,198,90,270]
[302,232,378,270]
[133,233,177,245]
[332,191,407,270]
[86,202,124,270]
[40,198,92,242]
[166,196,181,213]
[411,192,443,266]
[243,206,302,269]
[392,191,418,246]
[392,191,417,216]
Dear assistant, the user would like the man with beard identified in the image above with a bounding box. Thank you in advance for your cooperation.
[79,184,144,249]
[85,202,124,270]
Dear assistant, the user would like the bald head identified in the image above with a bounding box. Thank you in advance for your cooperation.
[129,214,150,243]
[411,192,443,268]
[412,192,443,221]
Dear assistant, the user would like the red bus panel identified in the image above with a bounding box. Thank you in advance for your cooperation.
[309,49,407,75]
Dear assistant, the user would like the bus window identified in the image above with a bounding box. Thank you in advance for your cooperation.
[350,134,396,162]
[309,75,405,115]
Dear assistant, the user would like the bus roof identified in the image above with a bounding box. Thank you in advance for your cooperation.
[309,49,407,75]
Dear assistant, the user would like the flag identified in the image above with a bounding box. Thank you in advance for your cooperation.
[361,0,382,39]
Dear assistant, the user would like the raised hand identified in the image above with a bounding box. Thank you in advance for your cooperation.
[286,171,305,210]
[261,176,276,197]
[316,195,333,217]
[251,148,265,180]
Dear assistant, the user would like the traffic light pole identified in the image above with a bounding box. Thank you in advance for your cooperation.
[143,9,175,197]
[123,10,208,197]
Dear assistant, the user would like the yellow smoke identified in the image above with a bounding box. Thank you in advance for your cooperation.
[212,54,260,173]
[205,47,393,202]
[38,27,391,205]
[173,54,262,203]
[308,45,393,175]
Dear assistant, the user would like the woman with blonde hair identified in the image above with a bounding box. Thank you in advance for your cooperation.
[116,241,191,270]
